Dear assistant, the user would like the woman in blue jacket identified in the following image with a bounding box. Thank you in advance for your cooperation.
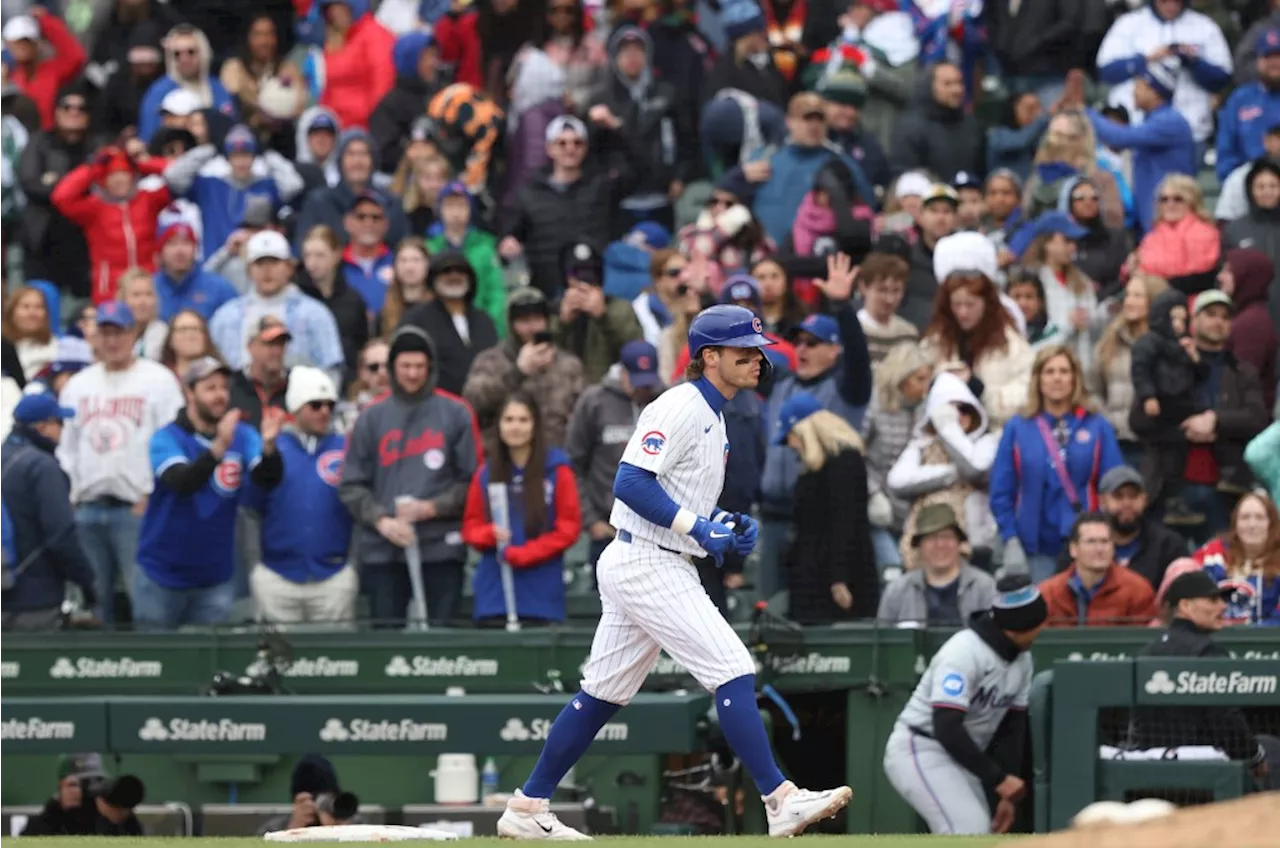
[462,392,581,625]
[990,344,1124,583]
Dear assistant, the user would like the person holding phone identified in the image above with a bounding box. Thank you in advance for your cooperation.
[463,287,586,449]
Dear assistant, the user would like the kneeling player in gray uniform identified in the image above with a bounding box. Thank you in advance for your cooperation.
[883,578,1048,834]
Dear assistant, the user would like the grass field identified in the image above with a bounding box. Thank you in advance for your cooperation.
[0,839,1010,848]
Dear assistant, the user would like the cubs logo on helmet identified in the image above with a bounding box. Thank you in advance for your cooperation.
[316,450,344,486]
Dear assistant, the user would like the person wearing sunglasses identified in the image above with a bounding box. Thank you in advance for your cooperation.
[245,365,357,627]
[337,191,395,312]
[630,247,688,347]
[137,24,236,143]
[1060,176,1129,295]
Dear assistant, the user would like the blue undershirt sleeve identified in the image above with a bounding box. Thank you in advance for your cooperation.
[613,463,682,529]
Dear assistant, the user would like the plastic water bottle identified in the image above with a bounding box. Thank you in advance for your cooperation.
[481,757,500,801]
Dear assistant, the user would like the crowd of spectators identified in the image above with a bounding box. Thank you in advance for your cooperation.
[2,0,1279,633]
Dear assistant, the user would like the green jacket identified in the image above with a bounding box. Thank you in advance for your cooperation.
[1245,420,1280,504]
[427,229,507,338]
[553,296,645,384]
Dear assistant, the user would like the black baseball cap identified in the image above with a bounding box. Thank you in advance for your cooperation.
[1164,571,1233,605]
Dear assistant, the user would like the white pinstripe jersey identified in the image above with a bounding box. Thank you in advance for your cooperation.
[609,382,728,557]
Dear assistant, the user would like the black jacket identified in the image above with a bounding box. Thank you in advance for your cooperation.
[702,53,787,109]
[1,427,97,614]
[17,130,99,296]
[21,797,142,836]
[786,447,878,624]
[984,0,1108,77]
[93,19,167,137]
[889,97,984,184]
[1131,348,1269,500]
[296,270,371,386]
[502,165,637,299]
[369,76,438,173]
[1075,222,1130,297]
[1134,617,1268,764]
[1130,289,1201,408]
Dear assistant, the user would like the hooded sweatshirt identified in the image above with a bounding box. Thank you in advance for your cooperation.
[294,105,343,189]
[565,369,644,529]
[137,26,237,142]
[886,372,999,567]
[292,128,410,252]
[339,326,481,566]
[1224,247,1278,410]
[1223,160,1280,326]
[369,32,440,172]
[397,249,500,395]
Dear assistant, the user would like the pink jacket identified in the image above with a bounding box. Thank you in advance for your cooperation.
[1137,215,1221,279]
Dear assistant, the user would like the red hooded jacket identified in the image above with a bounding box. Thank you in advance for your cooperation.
[51,158,171,304]
[1224,247,1278,411]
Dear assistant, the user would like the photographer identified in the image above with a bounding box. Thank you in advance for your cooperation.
[23,754,144,836]
[259,755,360,834]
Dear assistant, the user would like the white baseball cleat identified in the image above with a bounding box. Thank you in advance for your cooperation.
[764,780,854,837]
[497,790,592,840]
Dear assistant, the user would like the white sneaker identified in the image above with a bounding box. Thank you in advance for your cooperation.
[764,780,853,837]
[497,789,592,840]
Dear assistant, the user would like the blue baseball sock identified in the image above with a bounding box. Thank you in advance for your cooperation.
[715,674,786,796]
[522,691,621,799]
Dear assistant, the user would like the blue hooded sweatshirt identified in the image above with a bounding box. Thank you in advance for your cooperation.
[1086,105,1196,232]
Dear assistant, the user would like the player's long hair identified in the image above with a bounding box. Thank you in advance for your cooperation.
[789,410,865,473]
[489,391,549,535]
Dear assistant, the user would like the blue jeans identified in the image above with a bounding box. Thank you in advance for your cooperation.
[755,517,792,604]
[75,501,141,628]
[130,567,236,631]
[870,528,902,575]
[1028,554,1059,584]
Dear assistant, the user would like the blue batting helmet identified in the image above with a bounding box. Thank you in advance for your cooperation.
[687,304,774,360]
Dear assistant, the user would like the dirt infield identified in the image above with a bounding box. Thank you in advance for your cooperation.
[1014,792,1279,848]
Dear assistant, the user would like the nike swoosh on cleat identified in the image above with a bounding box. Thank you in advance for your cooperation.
[538,823,554,833]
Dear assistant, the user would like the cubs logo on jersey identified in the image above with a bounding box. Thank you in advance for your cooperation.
[316,450,344,486]
[641,431,666,455]
[213,453,244,495]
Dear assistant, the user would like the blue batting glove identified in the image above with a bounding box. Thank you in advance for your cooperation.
[690,516,736,566]
[732,514,759,556]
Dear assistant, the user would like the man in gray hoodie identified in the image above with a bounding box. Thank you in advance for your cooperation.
[339,326,479,627]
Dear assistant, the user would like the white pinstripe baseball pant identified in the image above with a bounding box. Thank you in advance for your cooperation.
[581,538,756,705]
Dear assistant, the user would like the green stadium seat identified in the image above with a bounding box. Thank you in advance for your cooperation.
[1097,760,1249,805]
[1028,670,1054,834]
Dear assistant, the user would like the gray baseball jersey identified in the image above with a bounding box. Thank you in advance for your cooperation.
[896,628,1033,750]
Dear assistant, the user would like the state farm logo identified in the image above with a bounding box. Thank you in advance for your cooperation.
[138,717,267,742]
[318,718,447,743]
[384,655,498,677]
[50,656,163,679]
[0,717,75,740]
[246,656,359,678]
[500,717,626,743]
[0,661,20,679]
[1145,669,1278,696]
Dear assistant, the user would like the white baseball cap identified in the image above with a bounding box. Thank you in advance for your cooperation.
[160,88,200,117]
[245,230,292,264]
[285,366,338,414]
[894,171,932,200]
[3,16,40,42]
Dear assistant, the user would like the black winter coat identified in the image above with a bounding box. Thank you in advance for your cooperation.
[889,98,984,184]
[21,797,142,836]
[702,54,787,109]
[17,130,99,296]
[502,165,637,299]
[589,75,694,197]
[1075,223,1130,296]
[786,447,878,624]
[1134,618,1267,762]
[369,76,438,173]
[296,270,371,387]
[985,0,1108,77]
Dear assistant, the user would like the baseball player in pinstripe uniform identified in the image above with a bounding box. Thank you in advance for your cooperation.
[498,305,852,840]
[882,579,1048,835]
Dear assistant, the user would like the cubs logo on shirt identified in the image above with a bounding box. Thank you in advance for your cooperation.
[316,450,344,486]
[214,454,244,494]
[641,431,666,455]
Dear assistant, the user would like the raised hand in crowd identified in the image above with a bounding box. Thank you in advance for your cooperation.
[813,252,858,302]
[516,339,556,376]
